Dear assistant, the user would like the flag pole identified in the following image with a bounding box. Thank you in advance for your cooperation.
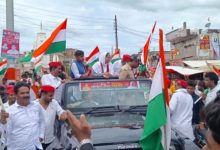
[159,29,170,150]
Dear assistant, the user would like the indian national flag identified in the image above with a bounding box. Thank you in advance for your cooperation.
[140,29,171,150]
[85,46,100,67]
[31,19,67,62]
[111,49,121,64]
[141,21,157,65]
[34,58,43,73]
[0,59,7,75]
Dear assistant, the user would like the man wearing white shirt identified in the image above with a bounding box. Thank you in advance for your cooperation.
[37,85,67,150]
[170,79,194,140]
[2,82,45,150]
[112,54,131,77]
[204,72,220,105]
[41,62,64,89]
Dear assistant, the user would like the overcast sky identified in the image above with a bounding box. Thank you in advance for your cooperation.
[0,0,220,55]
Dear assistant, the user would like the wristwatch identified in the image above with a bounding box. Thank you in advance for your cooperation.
[77,139,92,150]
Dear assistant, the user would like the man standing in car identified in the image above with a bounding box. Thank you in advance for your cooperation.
[119,54,139,80]
[41,62,64,89]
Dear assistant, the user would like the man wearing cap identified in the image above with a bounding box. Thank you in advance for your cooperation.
[41,62,64,89]
[4,85,16,110]
[112,54,131,77]
[70,50,91,79]
[170,79,194,140]
[36,85,67,150]
[119,54,139,80]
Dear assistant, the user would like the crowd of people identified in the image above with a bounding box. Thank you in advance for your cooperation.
[0,49,219,149]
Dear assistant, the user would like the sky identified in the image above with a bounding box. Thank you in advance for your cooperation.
[0,0,220,55]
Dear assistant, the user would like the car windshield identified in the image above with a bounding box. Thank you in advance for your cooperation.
[65,80,151,109]
[64,80,151,127]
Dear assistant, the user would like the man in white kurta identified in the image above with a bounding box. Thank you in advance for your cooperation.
[41,62,63,89]
[170,79,194,140]
[36,85,67,150]
[41,62,64,103]
[1,82,45,150]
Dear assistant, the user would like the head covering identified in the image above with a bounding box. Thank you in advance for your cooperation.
[49,62,62,68]
[177,79,188,88]
[41,85,55,93]
[6,85,14,94]
[99,52,109,65]
[122,54,131,62]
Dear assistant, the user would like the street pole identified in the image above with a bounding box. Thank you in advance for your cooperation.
[5,0,16,83]
[114,15,119,56]
[6,0,14,31]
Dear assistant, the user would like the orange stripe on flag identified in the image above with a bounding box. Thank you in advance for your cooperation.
[85,46,100,61]
[159,29,169,106]
[143,34,151,64]
[32,19,67,58]
[111,49,120,59]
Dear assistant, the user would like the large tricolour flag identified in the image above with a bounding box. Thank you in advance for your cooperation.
[140,29,171,150]
[111,49,120,64]
[85,46,100,67]
[31,19,67,62]
[0,59,7,75]
[141,21,157,65]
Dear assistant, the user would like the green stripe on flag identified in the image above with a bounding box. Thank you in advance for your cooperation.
[45,41,66,54]
[111,58,121,64]
[87,58,99,67]
[20,54,32,63]
[140,92,166,150]
[0,68,7,76]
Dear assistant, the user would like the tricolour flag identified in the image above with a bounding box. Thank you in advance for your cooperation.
[31,19,67,62]
[206,62,220,76]
[141,21,157,65]
[111,49,121,64]
[0,60,7,75]
[34,58,43,73]
[140,29,171,150]
[85,46,100,67]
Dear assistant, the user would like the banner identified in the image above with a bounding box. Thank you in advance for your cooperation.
[200,35,210,50]
[1,29,20,59]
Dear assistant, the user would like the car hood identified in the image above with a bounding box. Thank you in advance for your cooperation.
[92,127,142,144]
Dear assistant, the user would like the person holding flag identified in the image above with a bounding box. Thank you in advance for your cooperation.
[70,50,91,79]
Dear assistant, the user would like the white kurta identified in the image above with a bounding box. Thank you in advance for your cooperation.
[41,74,62,89]
[92,52,113,76]
[170,88,194,140]
[6,101,45,150]
[36,99,64,144]
[112,60,122,77]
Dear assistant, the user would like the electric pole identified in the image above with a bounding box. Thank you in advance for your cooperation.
[6,0,14,31]
[114,15,119,54]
